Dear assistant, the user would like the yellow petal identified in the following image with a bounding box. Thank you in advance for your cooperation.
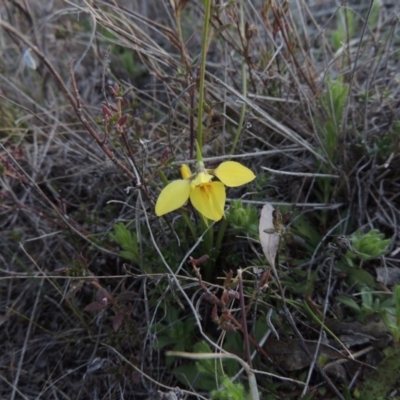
[180,164,192,179]
[213,161,255,187]
[190,181,226,221]
[155,179,191,216]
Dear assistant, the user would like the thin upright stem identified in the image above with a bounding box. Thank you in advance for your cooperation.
[196,0,212,150]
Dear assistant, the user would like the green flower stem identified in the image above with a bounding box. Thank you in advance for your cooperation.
[215,216,228,253]
[230,0,247,155]
[200,214,214,252]
[195,140,203,163]
[180,210,197,241]
[196,0,211,150]
[157,169,169,186]
[199,215,214,281]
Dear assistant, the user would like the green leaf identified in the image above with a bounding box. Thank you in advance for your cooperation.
[174,363,216,391]
[193,341,222,376]
[291,214,321,249]
[336,295,360,312]
[361,287,373,310]
[331,7,355,51]
[211,376,250,400]
[338,262,376,287]
[394,285,400,324]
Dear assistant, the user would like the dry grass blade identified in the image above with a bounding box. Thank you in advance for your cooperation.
[211,74,326,163]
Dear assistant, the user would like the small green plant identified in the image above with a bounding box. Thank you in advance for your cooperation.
[333,229,391,288]
[211,376,250,400]
[331,6,355,51]
[173,341,250,397]
[337,286,394,323]
[314,76,349,228]
[226,199,258,237]
[153,308,196,363]
[109,222,140,263]
[345,229,391,266]
[317,76,349,167]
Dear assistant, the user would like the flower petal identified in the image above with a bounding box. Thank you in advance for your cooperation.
[155,179,191,216]
[190,181,226,221]
[180,164,192,179]
[213,161,255,187]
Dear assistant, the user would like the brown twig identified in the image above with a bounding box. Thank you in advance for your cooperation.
[189,260,272,363]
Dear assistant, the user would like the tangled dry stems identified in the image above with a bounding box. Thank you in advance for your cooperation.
[1,0,400,398]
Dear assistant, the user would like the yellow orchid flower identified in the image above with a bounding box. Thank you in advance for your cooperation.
[155,161,255,221]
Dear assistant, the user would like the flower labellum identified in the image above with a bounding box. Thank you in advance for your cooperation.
[155,161,255,221]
